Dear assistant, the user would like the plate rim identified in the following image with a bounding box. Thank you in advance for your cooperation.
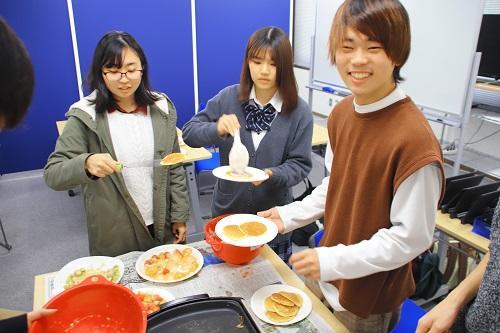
[212,165,269,182]
[132,286,176,303]
[250,284,312,326]
[214,214,278,247]
[53,256,125,294]
[135,244,203,283]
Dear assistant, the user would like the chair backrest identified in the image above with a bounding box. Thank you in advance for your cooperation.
[308,229,324,248]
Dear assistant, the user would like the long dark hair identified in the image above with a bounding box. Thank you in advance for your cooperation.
[239,27,298,113]
[0,17,34,129]
[86,31,159,113]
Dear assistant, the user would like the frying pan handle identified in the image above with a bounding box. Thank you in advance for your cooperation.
[148,294,210,319]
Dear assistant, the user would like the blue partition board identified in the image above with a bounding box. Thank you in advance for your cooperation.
[0,1,79,174]
[72,0,194,126]
[195,0,290,108]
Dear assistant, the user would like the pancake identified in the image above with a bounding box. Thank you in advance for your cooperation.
[264,296,276,312]
[240,221,267,236]
[226,170,252,179]
[265,311,294,323]
[272,301,298,317]
[160,153,185,166]
[222,225,246,240]
[271,293,295,306]
[278,291,303,307]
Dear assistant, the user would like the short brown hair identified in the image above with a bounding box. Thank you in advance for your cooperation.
[328,0,411,83]
[239,27,298,113]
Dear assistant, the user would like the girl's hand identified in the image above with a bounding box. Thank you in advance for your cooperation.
[217,114,240,136]
[289,249,321,280]
[257,206,284,233]
[252,168,272,186]
[171,222,186,244]
[27,309,57,329]
[85,153,120,178]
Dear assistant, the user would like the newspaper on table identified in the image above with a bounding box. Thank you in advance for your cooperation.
[45,241,336,332]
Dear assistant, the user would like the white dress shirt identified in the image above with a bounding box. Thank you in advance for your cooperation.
[277,87,443,311]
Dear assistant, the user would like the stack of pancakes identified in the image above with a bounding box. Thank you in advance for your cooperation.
[264,291,303,323]
[223,221,267,240]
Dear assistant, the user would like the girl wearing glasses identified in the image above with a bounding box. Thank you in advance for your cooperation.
[182,27,313,262]
[44,31,189,256]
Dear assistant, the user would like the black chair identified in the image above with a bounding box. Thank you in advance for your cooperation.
[461,190,500,224]
[0,217,12,251]
[448,182,500,218]
[441,174,484,212]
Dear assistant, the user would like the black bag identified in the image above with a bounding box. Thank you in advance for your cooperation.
[411,251,443,300]
[291,178,320,246]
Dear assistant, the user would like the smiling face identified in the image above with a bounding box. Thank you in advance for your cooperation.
[102,47,142,105]
[248,49,277,96]
[335,28,396,105]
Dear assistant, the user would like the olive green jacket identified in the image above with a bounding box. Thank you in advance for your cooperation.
[44,92,189,256]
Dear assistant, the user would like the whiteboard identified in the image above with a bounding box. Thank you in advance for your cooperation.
[312,0,484,116]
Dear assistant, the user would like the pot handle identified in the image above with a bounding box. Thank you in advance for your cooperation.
[79,275,113,286]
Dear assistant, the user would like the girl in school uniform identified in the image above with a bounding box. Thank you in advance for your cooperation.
[182,26,313,262]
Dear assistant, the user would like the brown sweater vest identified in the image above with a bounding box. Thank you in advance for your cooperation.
[321,96,445,318]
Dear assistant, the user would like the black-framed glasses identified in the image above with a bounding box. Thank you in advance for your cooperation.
[103,69,143,81]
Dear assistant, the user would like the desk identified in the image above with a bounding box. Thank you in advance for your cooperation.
[33,243,348,332]
[476,82,500,93]
[312,123,328,147]
[55,121,212,242]
[435,211,490,253]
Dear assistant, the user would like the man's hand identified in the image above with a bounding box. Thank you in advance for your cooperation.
[171,222,186,243]
[27,309,57,329]
[257,207,284,233]
[217,114,240,136]
[289,249,321,280]
[252,168,272,186]
[416,296,461,333]
[85,153,120,178]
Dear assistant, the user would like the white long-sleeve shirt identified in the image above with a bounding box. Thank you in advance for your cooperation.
[277,87,443,311]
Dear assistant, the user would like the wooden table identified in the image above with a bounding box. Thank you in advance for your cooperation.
[312,124,328,147]
[33,244,349,332]
[55,120,212,242]
[435,211,490,253]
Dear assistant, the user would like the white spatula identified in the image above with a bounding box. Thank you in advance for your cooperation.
[229,129,249,175]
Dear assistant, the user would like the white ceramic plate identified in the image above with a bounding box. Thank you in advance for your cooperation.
[212,165,269,182]
[215,214,278,247]
[250,284,312,326]
[135,244,203,283]
[53,256,124,295]
[133,287,175,304]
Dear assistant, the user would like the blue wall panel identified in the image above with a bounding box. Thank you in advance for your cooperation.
[72,0,194,126]
[196,0,290,107]
[0,1,79,174]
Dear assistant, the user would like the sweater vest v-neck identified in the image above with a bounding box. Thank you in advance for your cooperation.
[321,95,445,318]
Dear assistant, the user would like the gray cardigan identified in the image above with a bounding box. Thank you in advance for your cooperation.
[182,84,313,216]
[452,201,500,332]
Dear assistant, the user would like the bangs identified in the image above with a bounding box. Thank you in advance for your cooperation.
[101,41,127,69]
[247,43,275,62]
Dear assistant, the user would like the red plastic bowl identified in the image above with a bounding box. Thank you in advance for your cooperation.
[31,275,146,333]
[205,214,262,265]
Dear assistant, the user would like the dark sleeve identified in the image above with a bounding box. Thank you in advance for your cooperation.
[0,314,28,333]
[181,88,230,148]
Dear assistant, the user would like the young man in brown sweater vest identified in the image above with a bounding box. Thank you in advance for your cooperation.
[259,0,445,331]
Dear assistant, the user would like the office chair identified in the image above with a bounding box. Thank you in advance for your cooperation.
[0,217,12,251]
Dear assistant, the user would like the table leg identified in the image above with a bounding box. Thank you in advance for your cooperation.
[184,163,205,242]
[0,217,12,251]
[437,231,449,272]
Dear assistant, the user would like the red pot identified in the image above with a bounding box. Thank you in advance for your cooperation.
[31,275,146,333]
[205,214,261,265]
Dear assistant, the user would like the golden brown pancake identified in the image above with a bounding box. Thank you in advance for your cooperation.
[240,221,267,236]
[278,291,303,307]
[226,170,252,179]
[223,225,246,240]
[160,153,185,166]
[265,311,294,323]
[271,293,295,306]
[272,301,298,317]
[264,296,276,312]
